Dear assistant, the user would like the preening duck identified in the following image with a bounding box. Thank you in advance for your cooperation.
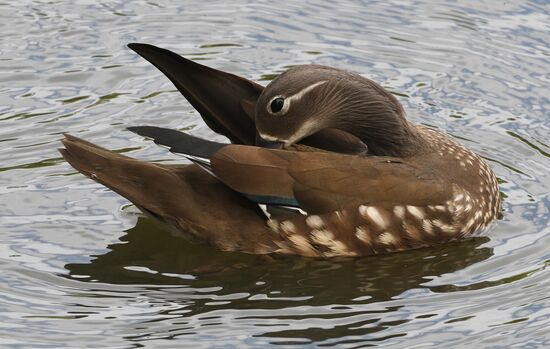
[59,43,500,257]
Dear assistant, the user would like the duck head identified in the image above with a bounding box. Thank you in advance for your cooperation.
[255,65,421,156]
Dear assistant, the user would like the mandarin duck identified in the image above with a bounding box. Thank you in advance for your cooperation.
[59,43,500,257]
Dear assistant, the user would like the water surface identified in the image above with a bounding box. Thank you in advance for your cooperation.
[0,0,549,348]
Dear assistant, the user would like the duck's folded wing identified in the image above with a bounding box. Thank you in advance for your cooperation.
[127,126,452,213]
[212,145,452,214]
[128,43,262,145]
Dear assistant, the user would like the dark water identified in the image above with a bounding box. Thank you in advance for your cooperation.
[1,0,549,348]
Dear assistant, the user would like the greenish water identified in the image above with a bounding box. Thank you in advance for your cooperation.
[0,1,549,348]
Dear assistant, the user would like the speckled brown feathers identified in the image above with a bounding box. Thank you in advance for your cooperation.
[208,125,500,257]
[265,153,500,257]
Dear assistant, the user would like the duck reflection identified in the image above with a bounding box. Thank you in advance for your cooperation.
[65,216,492,305]
[64,216,492,344]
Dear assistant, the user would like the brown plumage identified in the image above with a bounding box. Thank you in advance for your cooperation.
[60,134,279,253]
[59,43,501,257]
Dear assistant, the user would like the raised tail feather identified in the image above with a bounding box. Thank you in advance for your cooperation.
[59,134,280,254]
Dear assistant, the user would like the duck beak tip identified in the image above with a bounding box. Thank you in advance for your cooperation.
[256,136,285,149]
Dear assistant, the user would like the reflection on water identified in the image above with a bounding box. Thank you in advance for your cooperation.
[63,217,492,345]
[0,0,549,348]
[66,217,493,301]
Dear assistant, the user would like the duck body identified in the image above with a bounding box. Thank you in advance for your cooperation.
[60,43,500,257]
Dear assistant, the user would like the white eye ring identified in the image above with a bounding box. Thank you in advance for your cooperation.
[267,95,290,115]
[265,80,328,116]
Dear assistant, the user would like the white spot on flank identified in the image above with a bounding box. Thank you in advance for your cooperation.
[407,206,425,220]
[310,229,348,255]
[288,235,316,256]
[311,229,334,245]
[326,241,349,256]
[378,232,397,245]
[422,220,434,235]
[393,206,405,220]
[432,219,457,235]
[280,220,296,234]
[355,226,371,244]
[360,206,388,228]
[305,215,324,229]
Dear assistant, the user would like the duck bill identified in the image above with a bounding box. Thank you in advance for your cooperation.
[255,134,286,149]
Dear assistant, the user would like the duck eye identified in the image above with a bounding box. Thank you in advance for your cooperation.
[269,97,285,113]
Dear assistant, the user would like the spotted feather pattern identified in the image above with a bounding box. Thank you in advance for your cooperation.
[268,127,500,257]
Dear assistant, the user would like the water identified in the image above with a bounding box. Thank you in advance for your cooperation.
[0,0,549,347]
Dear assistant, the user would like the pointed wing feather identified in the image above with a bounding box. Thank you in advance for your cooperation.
[128,126,224,158]
[211,144,296,199]
[128,43,262,145]
[58,135,283,253]
[127,44,371,155]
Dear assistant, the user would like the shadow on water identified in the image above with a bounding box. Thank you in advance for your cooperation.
[64,216,493,303]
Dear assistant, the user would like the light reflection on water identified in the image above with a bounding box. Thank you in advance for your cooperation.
[0,0,549,348]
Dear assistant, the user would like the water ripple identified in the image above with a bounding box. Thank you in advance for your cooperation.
[0,0,548,348]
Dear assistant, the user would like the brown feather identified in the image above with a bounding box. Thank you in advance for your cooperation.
[60,135,281,254]
[211,145,295,198]
[128,43,262,145]
[300,128,368,155]
[209,145,452,214]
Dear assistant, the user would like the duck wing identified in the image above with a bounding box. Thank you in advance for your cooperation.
[128,43,262,145]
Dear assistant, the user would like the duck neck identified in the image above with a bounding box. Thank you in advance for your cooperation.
[363,119,423,157]
[335,109,425,157]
